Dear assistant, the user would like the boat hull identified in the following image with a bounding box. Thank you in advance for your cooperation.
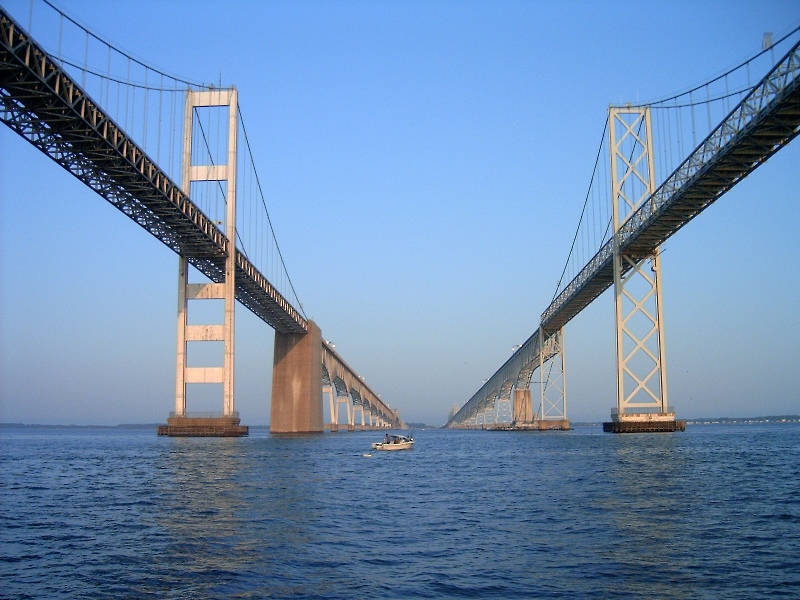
[370,441,414,451]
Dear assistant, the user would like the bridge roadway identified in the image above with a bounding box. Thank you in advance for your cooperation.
[449,37,800,427]
[0,8,401,430]
[0,7,305,334]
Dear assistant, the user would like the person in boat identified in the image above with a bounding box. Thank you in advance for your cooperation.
[384,434,389,444]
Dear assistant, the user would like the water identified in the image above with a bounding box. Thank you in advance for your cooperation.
[2,423,799,599]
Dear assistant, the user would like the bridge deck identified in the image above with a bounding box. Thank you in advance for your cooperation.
[0,9,307,334]
[541,44,800,335]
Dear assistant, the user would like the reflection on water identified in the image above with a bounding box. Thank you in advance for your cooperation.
[154,438,252,594]
[152,436,336,597]
[598,434,692,598]
[1,425,799,598]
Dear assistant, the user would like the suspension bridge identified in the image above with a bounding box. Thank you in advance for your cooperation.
[0,2,404,434]
[1,3,798,434]
[447,29,800,431]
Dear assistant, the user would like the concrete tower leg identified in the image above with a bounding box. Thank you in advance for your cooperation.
[271,320,323,433]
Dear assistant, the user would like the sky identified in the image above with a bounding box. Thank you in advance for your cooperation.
[1,0,799,427]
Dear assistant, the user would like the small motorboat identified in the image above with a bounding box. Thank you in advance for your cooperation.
[371,434,414,451]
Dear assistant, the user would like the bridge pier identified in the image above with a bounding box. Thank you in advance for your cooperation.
[271,320,324,434]
[538,328,567,423]
[603,413,685,433]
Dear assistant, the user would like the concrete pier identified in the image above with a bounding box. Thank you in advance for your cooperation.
[512,389,533,423]
[603,412,685,433]
[271,320,324,434]
[603,419,685,433]
[488,419,571,431]
[157,414,248,436]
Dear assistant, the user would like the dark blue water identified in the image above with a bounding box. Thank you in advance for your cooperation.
[2,423,799,599]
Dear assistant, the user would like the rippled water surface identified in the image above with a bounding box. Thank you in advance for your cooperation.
[2,423,800,598]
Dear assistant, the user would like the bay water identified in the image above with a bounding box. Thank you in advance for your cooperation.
[2,423,799,598]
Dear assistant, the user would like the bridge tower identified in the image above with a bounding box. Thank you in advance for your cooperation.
[160,89,247,436]
[606,105,683,433]
[509,329,569,431]
[538,329,568,426]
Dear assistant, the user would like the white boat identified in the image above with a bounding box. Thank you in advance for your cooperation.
[371,434,414,451]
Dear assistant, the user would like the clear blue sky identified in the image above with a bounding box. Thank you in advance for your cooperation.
[1,0,799,426]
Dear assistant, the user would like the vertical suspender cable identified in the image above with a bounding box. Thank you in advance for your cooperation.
[156,74,163,165]
[143,68,148,149]
[82,28,88,89]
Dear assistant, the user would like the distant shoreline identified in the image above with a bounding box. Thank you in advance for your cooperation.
[0,423,273,430]
[573,416,800,427]
[683,416,800,425]
[1,417,799,429]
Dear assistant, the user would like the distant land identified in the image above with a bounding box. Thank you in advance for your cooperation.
[573,415,800,426]
[0,423,162,429]
[1,416,798,429]
[683,415,800,424]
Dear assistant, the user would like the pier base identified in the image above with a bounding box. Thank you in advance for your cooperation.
[157,414,248,437]
[603,412,685,433]
[271,320,323,434]
[489,419,571,431]
[329,423,356,432]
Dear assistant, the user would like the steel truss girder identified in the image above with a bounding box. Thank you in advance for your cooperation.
[0,8,306,334]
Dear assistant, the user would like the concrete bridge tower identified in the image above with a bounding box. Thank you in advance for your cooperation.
[159,89,247,437]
